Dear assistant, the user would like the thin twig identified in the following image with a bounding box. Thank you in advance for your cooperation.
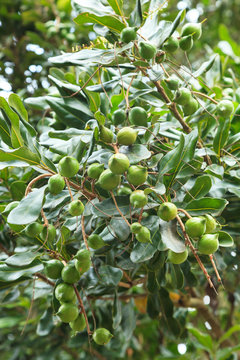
[177,208,192,219]
[25,173,52,196]
[81,215,90,251]
[110,191,130,226]
[176,215,216,291]
[73,285,91,335]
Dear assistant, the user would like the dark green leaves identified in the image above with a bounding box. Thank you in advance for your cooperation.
[0,261,43,281]
[6,252,40,267]
[184,175,212,202]
[160,220,186,252]
[98,265,123,286]
[7,186,47,225]
[0,147,40,166]
[120,144,151,164]
[158,135,185,180]
[185,197,228,215]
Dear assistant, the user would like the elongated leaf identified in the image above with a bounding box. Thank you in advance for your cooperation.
[166,130,198,189]
[0,116,11,146]
[7,186,47,225]
[107,0,123,16]
[170,264,184,289]
[49,44,133,67]
[185,197,228,215]
[0,147,40,166]
[0,97,23,148]
[184,175,212,202]
[129,0,142,27]
[159,9,185,46]
[213,118,231,156]
[160,219,186,253]
[193,54,218,78]
[112,292,122,329]
[0,261,43,281]
[36,308,54,336]
[74,13,125,33]
[8,93,28,122]
[158,287,173,318]
[219,324,240,344]
[6,252,40,267]
[72,0,112,16]
[158,135,185,179]
[187,326,213,351]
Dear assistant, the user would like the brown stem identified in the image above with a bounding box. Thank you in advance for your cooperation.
[73,285,91,335]
[209,254,222,283]
[118,281,131,288]
[153,81,192,133]
[65,178,74,201]
[25,173,52,196]
[81,215,90,251]
[41,209,49,227]
[176,215,215,290]
[177,208,192,219]
[35,272,55,286]
[110,191,130,226]
[125,73,137,109]
[192,91,218,104]
[112,143,119,153]
[138,208,144,223]
[62,65,103,99]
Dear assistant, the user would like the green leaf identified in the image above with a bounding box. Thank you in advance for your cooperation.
[107,0,123,16]
[185,197,228,216]
[10,181,26,201]
[98,265,123,286]
[8,93,28,122]
[0,316,22,329]
[160,219,186,253]
[112,292,122,329]
[74,13,125,33]
[159,9,185,46]
[158,135,185,179]
[169,264,184,289]
[158,287,173,318]
[216,345,240,360]
[130,242,158,263]
[0,97,23,148]
[6,252,40,267]
[119,144,151,164]
[129,0,142,27]
[7,186,47,225]
[213,118,231,156]
[193,54,218,78]
[92,196,130,218]
[187,326,213,351]
[0,160,29,170]
[0,147,40,166]
[205,164,224,179]
[218,231,234,247]
[36,308,54,336]
[184,175,212,203]
[219,324,240,344]
[0,260,43,281]
[0,115,11,147]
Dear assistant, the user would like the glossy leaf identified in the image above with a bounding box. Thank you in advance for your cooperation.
[7,186,47,225]
[185,197,228,215]
[184,175,212,202]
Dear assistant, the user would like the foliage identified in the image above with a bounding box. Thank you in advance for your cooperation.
[1,1,240,359]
